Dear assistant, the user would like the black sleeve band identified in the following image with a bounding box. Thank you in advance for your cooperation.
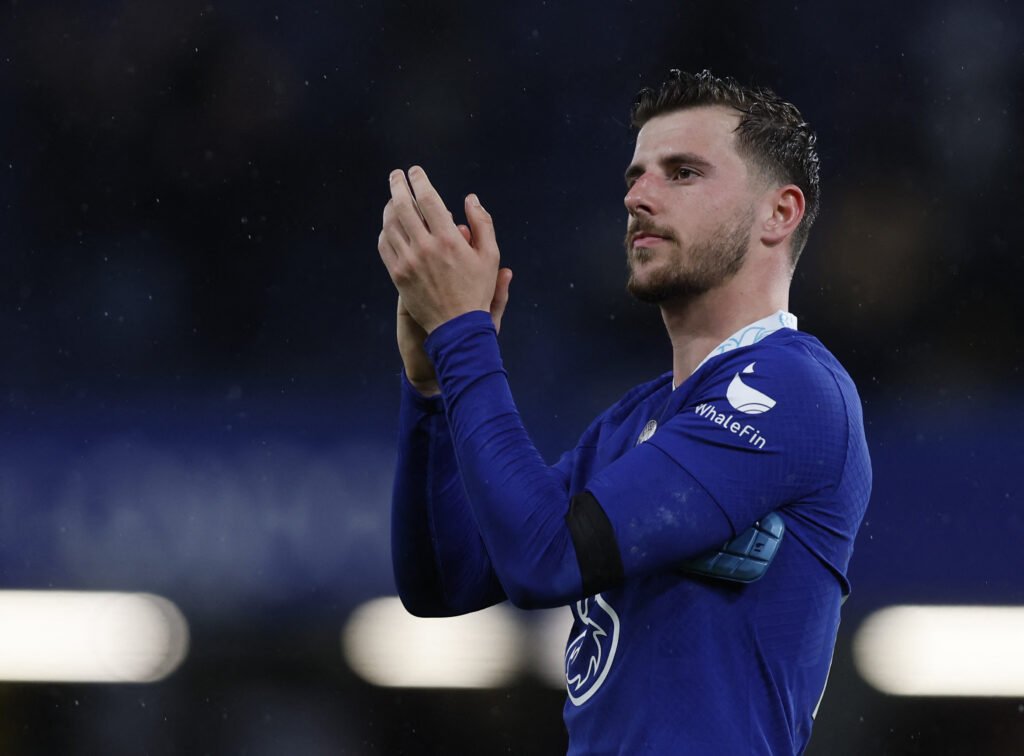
[565,491,625,596]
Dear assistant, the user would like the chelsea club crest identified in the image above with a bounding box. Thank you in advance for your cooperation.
[565,593,621,705]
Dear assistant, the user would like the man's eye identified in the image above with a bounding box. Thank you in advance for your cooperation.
[674,168,696,180]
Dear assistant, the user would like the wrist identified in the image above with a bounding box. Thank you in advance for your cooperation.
[405,371,441,398]
[424,311,503,405]
[423,308,491,336]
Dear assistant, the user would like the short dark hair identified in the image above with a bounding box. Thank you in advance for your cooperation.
[631,69,820,263]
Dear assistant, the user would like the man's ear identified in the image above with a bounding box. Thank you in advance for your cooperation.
[760,185,805,248]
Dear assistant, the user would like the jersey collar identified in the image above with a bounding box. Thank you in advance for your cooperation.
[693,310,798,375]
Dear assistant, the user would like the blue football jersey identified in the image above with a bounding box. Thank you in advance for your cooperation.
[392,310,871,754]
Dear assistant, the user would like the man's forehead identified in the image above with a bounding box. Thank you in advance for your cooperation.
[633,105,742,158]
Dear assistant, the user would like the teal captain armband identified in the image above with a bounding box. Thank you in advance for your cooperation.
[679,512,785,583]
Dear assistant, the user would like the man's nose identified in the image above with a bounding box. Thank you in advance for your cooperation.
[624,173,659,216]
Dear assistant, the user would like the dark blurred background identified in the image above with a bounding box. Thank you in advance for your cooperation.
[2,0,1023,753]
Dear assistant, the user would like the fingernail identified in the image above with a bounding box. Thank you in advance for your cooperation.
[409,165,422,176]
[469,193,481,207]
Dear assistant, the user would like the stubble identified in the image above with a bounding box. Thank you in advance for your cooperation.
[625,207,754,305]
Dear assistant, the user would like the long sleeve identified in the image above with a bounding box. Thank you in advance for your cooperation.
[424,313,736,609]
[424,312,858,610]
[391,372,506,616]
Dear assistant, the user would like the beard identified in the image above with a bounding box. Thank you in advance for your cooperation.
[625,206,754,305]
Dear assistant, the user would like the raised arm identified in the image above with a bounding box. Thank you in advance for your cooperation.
[391,372,506,616]
[383,196,513,615]
[378,167,846,611]
[377,167,734,607]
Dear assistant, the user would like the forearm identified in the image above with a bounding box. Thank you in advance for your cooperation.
[426,313,584,609]
[392,375,506,616]
[425,313,746,608]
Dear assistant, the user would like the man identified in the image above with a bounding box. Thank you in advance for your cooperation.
[377,69,871,755]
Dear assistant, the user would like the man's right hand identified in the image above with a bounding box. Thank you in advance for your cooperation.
[397,223,512,398]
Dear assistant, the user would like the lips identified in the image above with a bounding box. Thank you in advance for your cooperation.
[631,233,666,247]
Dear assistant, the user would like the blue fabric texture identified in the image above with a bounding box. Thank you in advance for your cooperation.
[392,309,871,754]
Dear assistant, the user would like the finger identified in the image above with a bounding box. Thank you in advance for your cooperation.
[465,193,498,260]
[406,166,459,239]
[382,200,413,262]
[396,294,413,320]
[378,230,400,274]
[383,199,411,246]
[383,213,413,260]
[456,224,472,245]
[388,169,430,242]
[490,267,513,333]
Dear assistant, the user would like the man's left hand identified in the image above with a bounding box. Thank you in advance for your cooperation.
[378,166,501,334]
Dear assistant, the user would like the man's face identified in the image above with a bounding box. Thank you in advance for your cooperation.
[623,105,758,304]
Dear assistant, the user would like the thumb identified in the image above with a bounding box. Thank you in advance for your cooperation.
[490,267,513,333]
[465,194,498,258]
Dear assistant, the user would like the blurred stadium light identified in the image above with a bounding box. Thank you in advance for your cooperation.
[0,591,189,683]
[853,605,1024,697]
[530,607,575,689]
[342,597,525,688]
[342,597,578,690]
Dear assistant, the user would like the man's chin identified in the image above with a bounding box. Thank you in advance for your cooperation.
[630,246,658,266]
[627,274,707,305]
[627,278,672,305]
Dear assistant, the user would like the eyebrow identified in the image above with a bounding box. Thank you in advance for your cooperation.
[624,152,714,184]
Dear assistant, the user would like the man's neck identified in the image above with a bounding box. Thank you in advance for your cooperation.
[661,280,789,386]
